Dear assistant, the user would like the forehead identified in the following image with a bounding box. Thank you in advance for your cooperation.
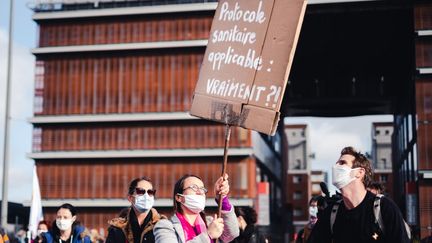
[57,208,73,217]
[38,224,48,230]
[184,176,204,188]
[136,180,152,189]
[337,154,355,167]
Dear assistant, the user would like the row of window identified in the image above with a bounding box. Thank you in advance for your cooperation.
[416,40,432,68]
[415,4,432,30]
[34,51,203,115]
[33,123,251,152]
[416,81,432,170]
[36,157,255,199]
[39,14,213,47]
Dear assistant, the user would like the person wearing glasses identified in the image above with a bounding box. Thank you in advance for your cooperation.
[106,176,166,243]
[154,174,239,243]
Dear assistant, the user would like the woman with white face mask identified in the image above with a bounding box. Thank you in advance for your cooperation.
[154,174,239,243]
[106,177,165,243]
[41,203,91,243]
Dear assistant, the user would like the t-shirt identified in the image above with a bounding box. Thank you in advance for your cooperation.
[307,191,410,243]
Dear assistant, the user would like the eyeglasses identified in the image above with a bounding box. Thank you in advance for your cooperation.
[183,184,208,194]
[135,188,156,196]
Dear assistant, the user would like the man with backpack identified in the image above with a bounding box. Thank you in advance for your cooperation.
[307,146,410,243]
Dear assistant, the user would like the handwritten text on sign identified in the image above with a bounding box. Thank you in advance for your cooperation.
[205,1,281,108]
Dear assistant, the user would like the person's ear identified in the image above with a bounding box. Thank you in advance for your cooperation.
[71,215,77,223]
[356,168,365,178]
[127,194,134,204]
[175,194,183,203]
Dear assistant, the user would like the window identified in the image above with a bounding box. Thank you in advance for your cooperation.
[375,130,380,135]
[293,191,302,200]
[381,158,387,168]
[293,208,303,217]
[294,159,302,169]
[312,184,321,193]
[380,174,388,182]
[293,176,302,184]
[33,128,42,152]
[292,132,296,137]
[385,130,390,135]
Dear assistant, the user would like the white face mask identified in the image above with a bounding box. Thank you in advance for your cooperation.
[332,164,360,189]
[309,206,318,217]
[133,193,154,213]
[37,229,48,235]
[178,194,206,214]
[56,219,73,231]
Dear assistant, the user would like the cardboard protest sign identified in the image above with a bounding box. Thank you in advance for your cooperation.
[190,0,307,135]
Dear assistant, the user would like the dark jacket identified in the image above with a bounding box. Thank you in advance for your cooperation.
[42,225,90,243]
[296,223,314,243]
[106,208,165,243]
[231,225,259,243]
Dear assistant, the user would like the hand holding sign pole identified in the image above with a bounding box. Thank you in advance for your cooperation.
[190,0,307,218]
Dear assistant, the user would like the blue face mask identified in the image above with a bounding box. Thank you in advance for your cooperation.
[133,193,154,213]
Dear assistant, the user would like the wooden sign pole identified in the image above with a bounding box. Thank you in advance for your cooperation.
[218,124,231,219]
[216,124,231,243]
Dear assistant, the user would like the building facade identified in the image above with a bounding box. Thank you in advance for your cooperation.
[284,124,311,233]
[29,0,285,237]
[371,122,394,198]
[414,2,432,240]
[310,170,327,197]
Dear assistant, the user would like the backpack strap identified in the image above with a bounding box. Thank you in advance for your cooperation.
[330,199,343,234]
[374,193,412,239]
[374,194,385,234]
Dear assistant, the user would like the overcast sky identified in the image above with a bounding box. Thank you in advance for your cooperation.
[284,115,392,193]
[0,0,36,204]
[0,0,390,204]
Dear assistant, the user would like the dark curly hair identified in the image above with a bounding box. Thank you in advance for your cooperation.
[235,206,257,225]
[368,181,385,193]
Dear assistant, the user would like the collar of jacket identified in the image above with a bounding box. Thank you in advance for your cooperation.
[108,208,166,243]
[170,214,187,243]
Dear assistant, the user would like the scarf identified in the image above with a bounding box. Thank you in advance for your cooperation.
[176,212,213,242]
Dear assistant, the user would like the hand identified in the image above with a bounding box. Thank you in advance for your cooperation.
[207,214,224,239]
[214,174,230,199]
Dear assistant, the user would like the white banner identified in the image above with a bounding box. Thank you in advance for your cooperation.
[28,166,44,239]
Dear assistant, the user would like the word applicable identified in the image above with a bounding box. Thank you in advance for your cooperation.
[208,46,263,71]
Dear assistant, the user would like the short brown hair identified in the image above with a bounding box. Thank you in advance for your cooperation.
[368,181,385,193]
[340,146,373,187]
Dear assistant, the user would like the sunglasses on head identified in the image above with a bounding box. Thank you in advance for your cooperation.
[135,188,156,196]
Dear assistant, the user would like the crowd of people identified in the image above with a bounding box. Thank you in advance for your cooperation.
[8,146,428,243]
